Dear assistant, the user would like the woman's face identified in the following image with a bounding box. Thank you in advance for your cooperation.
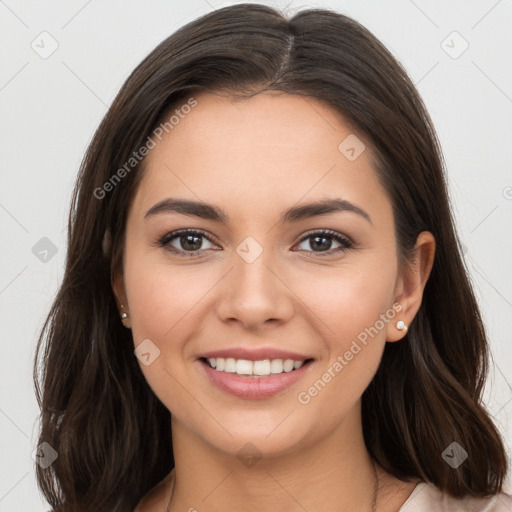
[115,91,418,459]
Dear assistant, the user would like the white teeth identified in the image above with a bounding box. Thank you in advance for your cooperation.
[224,358,236,373]
[283,359,294,372]
[235,359,253,375]
[270,359,284,373]
[205,357,308,376]
[253,359,271,376]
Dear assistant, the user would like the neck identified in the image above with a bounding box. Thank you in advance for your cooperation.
[167,407,380,512]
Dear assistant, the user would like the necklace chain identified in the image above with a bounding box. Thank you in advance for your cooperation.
[371,458,379,512]
[165,459,379,512]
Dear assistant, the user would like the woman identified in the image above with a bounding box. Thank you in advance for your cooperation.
[33,3,511,511]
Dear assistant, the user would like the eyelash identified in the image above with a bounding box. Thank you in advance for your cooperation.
[156,228,354,258]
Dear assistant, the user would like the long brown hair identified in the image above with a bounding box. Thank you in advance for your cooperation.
[33,3,508,510]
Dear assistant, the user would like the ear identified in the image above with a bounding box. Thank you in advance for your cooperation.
[112,270,131,328]
[386,231,436,342]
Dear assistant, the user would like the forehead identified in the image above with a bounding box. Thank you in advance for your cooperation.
[130,91,392,226]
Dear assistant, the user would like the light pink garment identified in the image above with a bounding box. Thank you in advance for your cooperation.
[398,481,512,512]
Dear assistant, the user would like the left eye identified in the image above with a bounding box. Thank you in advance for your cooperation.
[294,230,353,257]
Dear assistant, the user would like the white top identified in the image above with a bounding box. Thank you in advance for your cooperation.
[398,481,512,511]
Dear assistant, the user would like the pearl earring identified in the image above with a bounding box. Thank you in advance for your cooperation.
[120,305,131,329]
[396,320,407,332]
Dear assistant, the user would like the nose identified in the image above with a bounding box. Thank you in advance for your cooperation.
[215,240,295,331]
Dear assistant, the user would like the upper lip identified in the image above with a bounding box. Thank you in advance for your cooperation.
[198,347,313,361]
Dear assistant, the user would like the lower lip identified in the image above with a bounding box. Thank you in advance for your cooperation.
[198,359,314,400]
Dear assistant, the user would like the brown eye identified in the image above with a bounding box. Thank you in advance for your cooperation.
[158,229,217,256]
[295,230,353,257]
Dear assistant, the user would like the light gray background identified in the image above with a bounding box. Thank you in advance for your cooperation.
[1,0,511,510]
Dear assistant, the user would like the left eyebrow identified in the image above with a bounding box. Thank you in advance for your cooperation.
[280,198,372,225]
[144,197,373,225]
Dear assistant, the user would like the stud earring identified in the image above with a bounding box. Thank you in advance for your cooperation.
[120,305,131,329]
[396,320,407,332]
[120,304,129,321]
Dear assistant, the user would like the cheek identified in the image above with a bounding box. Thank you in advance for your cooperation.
[294,262,395,349]
[291,263,396,410]
[124,249,213,343]
[294,304,389,432]
[123,260,208,414]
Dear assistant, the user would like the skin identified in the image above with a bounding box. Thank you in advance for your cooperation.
[113,91,435,512]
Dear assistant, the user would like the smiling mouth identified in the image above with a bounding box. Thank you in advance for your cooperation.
[199,357,314,377]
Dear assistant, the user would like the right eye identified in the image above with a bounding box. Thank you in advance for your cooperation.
[157,229,219,256]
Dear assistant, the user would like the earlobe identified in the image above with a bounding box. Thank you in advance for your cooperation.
[386,231,436,342]
[112,272,132,329]
[119,304,131,329]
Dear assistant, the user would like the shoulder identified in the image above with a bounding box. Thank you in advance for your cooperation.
[399,481,512,512]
